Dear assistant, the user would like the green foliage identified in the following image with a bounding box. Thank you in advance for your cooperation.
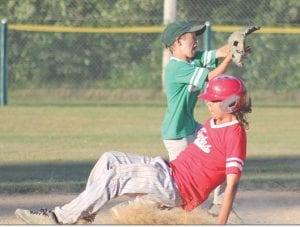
[2,0,165,89]
[1,0,299,93]
[213,32,300,92]
[177,0,300,92]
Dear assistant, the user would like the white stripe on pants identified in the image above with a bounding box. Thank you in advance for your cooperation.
[54,151,182,224]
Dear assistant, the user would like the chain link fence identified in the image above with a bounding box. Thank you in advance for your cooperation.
[1,0,299,104]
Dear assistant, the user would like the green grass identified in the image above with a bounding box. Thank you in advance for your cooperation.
[0,100,299,193]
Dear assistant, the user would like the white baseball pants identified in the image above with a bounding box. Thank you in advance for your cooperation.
[54,151,183,224]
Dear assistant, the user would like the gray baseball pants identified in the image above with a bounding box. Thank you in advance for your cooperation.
[54,151,183,224]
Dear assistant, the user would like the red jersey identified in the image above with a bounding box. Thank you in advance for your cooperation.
[169,118,247,211]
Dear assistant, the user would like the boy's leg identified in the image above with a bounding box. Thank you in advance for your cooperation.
[54,155,181,224]
[163,134,196,161]
[163,138,190,161]
[208,183,225,217]
[163,122,202,161]
[208,183,244,224]
[212,183,226,206]
[86,151,156,188]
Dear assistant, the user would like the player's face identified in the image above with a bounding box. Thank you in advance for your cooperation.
[206,100,237,124]
[206,101,225,121]
[178,32,198,59]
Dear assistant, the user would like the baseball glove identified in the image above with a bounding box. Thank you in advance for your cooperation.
[228,25,261,67]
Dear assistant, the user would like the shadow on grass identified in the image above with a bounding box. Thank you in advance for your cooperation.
[240,156,300,191]
[0,161,95,194]
[1,156,300,194]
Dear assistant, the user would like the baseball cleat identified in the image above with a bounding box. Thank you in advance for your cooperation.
[75,213,96,224]
[228,208,244,224]
[207,203,244,224]
[207,203,221,217]
[15,208,59,224]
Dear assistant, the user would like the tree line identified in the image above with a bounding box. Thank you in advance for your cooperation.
[1,0,299,91]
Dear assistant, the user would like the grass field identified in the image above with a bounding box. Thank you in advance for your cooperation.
[0,99,299,193]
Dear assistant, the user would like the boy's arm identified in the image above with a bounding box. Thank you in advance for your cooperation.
[216,174,241,224]
[207,54,232,80]
[216,44,229,59]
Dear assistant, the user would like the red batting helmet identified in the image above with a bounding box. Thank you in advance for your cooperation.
[199,74,248,113]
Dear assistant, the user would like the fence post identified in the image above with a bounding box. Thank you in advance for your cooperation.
[203,21,211,51]
[162,0,177,93]
[0,18,8,106]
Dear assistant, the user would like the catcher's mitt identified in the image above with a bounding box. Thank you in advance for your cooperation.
[228,25,261,67]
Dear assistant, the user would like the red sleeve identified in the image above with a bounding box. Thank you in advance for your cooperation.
[225,125,247,175]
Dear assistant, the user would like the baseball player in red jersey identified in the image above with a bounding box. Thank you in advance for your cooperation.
[15,74,251,225]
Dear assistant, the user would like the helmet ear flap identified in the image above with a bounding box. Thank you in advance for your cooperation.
[220,92,249,113]
[220,95,240,113]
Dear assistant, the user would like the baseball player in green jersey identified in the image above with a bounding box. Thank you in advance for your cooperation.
[160,20,235,219]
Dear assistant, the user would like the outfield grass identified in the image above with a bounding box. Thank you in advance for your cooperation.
[0,100,299,193]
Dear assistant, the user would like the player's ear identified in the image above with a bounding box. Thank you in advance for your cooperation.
[175,37,182,46]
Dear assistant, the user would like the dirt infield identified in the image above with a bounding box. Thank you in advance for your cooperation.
[1,190,299,224]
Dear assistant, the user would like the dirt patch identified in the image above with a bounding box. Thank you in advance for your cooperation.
[1,190,299,224]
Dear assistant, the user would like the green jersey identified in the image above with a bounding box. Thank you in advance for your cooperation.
[161,50,218,140]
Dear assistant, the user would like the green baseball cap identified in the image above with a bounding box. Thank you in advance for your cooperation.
[161,20,206,47]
